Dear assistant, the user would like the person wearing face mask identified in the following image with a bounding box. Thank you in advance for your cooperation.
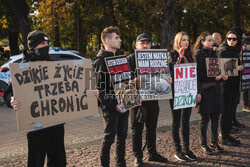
[10,30,66,167]
[194,32,226,155]
[217,30,243,146]
[128,34,171,167]
[168,32,200,161]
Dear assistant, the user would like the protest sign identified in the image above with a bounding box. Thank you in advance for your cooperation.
[242,50,250,90]
[206,58,238,77]
[173,63,197,110]
[9,59,98,132]
[105,55,141,111]
[135,49,172,101]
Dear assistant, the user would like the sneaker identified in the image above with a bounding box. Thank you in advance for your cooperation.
[232,120,245,128]
[148,153,168,163]
[221,137,240,146]
[174,152,189,161]
[242,106,250,112]
[201,145,213,155]
[184,150,197,161]
[134,157,143,167]
[210,143,224,153]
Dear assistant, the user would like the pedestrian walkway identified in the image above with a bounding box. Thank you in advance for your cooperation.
[0,97,244,163]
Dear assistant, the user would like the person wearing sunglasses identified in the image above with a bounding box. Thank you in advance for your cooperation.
[217,30,243,146]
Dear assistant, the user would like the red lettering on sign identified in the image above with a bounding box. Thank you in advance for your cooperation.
[190,67,196,78]
[176,68,183,79]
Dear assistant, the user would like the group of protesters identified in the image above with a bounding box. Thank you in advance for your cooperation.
[10,26,249,167]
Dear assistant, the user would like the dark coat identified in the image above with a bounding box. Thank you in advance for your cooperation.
[195,48,223,114]
[93,48,123,112]
[217,42,241,89]
[168,50,194,110]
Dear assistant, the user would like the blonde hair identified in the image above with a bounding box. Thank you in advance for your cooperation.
[173,31,189,51]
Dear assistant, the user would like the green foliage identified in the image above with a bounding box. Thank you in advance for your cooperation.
[1,0,249,55]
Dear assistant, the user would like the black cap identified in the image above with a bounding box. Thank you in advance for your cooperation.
[136,33,151,42]
[27,30,49,50]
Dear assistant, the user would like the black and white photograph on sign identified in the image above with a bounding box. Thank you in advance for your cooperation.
[220,58,238,76]
[206,58,238,77]
[135,49,172,101]
[242,51,250,90]
[139,73,172,100]
[105,55,141,110]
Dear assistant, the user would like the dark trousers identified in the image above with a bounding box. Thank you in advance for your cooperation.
[171,106,192,153]
[232,91,240,124]
[27,124,66,167]
[200,113,220,145]
[221,83,238,139]
[131,100,159,159]
[100,109,129,167]
[243,90,249,106]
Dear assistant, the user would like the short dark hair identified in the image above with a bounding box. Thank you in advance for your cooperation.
[101,26,120,44]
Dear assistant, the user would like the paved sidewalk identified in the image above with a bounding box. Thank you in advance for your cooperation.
[0,96,245,163]
[0,100,200,157]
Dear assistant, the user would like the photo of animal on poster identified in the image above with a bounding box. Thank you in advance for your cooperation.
[206,58,238,77]
[139,73,172,100]
[135,49,172,101]
[105,55,141,111]
[114,80,141,111]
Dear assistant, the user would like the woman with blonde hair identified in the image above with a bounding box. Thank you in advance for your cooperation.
[168,31,200,161]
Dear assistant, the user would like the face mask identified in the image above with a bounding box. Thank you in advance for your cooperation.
[34,45,50,60]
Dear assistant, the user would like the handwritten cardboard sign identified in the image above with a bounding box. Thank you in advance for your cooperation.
[105,55,141,110]
[9,59,98,132]
[135,49,172,101]
[242,51,250,90]
[206,58,238,77]
[174,63,197,110]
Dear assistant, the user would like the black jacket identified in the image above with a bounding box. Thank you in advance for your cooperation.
[195,48,223,114]
[168,50,194,110]
[217,42,241,88]
[93,48,123,112]
[7,49,64,132]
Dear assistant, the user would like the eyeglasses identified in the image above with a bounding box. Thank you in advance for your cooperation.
[227,38,237,41]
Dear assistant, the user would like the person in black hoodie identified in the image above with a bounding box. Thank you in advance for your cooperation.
[194,31,226,155]
[93,26,129,167]
[128,34,170,167]
[217,30,243,146]
[10,30,66,167]
[168,32,200,161]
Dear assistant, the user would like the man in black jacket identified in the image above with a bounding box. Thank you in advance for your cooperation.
[93,26,129,167]
[128,34,169,167]
[10,30,66,167]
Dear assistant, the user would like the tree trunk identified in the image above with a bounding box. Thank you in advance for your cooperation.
[54,21,61,47]
[104,0,118,26]
[160,0,177,50]
[233,0,241,28]
[8,30,19,55]
[5,0,31,49]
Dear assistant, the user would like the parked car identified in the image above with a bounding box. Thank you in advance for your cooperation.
[0,49,90,107]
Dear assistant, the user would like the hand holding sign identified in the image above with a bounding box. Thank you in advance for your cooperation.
[10,96,21,111]
[238,65,244,71]
[222,75,228,81]
[215,75,222,81]
[196,94,202,104]
[116,104,127,113]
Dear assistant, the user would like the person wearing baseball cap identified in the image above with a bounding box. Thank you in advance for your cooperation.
[10,30,67,167]
[128,33,170,166]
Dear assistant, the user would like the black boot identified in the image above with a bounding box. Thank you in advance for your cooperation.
[148,152,168,163]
